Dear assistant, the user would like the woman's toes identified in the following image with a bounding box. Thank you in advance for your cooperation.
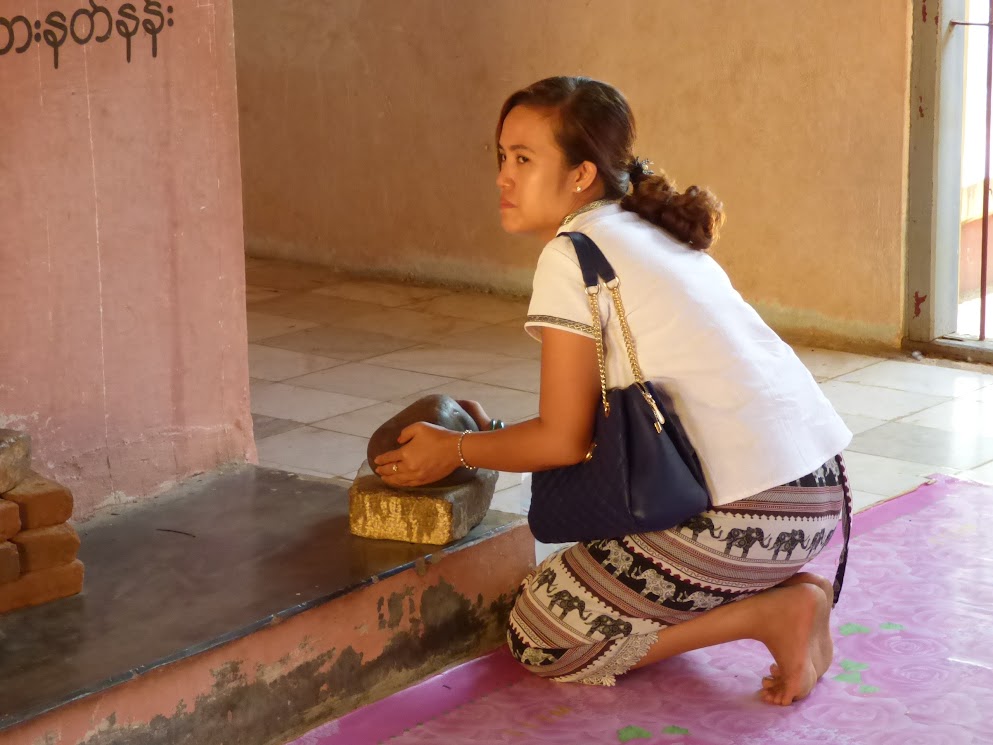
[759,686,785,705]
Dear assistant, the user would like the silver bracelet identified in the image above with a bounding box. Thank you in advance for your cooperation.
[457,430,477,470]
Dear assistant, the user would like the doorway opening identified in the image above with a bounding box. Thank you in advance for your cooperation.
[952,0,992,341]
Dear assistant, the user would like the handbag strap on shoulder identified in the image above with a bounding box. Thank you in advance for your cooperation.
[559,231,616,290]
[557,232,658,421]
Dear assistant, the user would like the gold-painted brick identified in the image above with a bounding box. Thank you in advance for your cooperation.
[349,464,497,545]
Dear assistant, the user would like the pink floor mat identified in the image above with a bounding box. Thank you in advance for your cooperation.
[294,475,993,744]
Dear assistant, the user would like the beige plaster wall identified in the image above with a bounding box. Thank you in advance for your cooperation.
[235,0,912,349]
[0,0,255,520]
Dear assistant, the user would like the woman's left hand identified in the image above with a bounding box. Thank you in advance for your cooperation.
[373,422,462,487]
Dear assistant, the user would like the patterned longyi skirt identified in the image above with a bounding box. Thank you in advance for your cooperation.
[507,455,853,686]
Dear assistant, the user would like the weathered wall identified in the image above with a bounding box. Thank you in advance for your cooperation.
[0,0,255,520]
[234,0,913,348]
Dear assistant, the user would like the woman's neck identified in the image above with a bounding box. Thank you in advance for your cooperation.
[537,194,613,244]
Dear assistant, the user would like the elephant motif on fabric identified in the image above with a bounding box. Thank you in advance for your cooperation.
[789,458,842,488]
[601,540,634,577]
[531,567,557,594]
[585,614,634,639]
[806,528,827,556]
[722,527,772,558]
[677,590,725,611]
[679,515,724,541]
[629,567,677,602]
[770,529,810,560]
[820,459,841,485]
[547,590,593,621]
[520,648,557,666]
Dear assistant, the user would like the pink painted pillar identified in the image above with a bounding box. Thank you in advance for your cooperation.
[0,0,255,520]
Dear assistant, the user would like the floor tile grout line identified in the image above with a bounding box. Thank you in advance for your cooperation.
[842,448,962,473]
[887,414,993,436]
[248,295,526,327]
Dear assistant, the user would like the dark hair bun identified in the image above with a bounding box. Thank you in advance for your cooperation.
[627,157,654,188]
[622,172,725,250]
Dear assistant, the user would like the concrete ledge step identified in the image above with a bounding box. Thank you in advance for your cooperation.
[0,465,535,745]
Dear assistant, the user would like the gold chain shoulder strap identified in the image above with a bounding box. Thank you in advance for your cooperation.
[586,279,667,430]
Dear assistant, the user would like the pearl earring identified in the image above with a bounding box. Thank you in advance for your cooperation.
[576,186,582,192]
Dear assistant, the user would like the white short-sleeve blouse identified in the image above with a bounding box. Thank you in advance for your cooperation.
[525,203,852,506]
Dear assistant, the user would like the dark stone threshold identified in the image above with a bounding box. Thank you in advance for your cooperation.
[0,465,524,732]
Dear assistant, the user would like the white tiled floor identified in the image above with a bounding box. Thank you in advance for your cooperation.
[246,257,993,556]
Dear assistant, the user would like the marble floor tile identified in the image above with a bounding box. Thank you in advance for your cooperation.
[495,471,525,491]
[897,385,993,437]
[335,308,488,343]
[313,280,450,308]
[246,312,319,342]
[850,489,891,513]
[247,345,344,382]
[249,292,384,326]
[841,450,956,498]
[251,415,304,442]
[364,345,521,379]
[792,348,884,381]
[256,426,370,476]
[848,421,993,470]
[835,358,993,397]
[259,326,416,361]
[436,324,541,361]
[469,360,541,393]
[819,381,950,420]
[406,293,531,324]
[490,484,531,516]
[311,402,405,439]
[249,380,380,424]
[285,363,453,401]
[956,460,993,485]
[838,412,888,436]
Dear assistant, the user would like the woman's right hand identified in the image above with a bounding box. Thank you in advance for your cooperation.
[457,399,492,431]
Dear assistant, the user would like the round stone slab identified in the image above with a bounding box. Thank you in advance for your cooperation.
[366,394,479,488]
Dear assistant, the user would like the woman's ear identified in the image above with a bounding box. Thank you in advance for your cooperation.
[574,160,599,192]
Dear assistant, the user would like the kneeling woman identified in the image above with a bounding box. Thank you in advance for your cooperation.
[373,76,852,707]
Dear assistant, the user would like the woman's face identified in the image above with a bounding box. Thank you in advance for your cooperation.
[496,105,593,241]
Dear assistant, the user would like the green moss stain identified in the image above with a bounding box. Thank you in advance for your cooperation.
[838,623,872,636]
[617,726,653,741]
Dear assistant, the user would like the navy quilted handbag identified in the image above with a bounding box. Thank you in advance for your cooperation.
[528,232,711,543]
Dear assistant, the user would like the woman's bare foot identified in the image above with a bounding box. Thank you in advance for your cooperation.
[757,583,833,706]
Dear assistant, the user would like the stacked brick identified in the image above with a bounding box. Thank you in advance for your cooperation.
[0,429,84,614]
